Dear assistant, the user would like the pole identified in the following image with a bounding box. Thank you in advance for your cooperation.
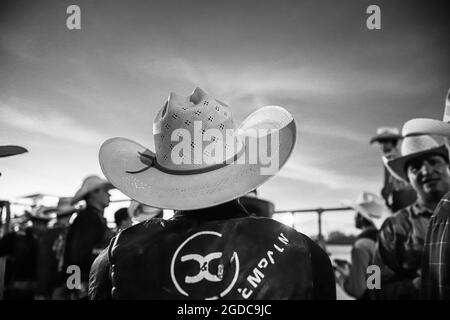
[0,201,11,300]
[317,208,324,242]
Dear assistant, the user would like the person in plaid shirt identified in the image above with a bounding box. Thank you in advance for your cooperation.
[421,193,450,299]
[373,135,450,299]
[401,88,450,300]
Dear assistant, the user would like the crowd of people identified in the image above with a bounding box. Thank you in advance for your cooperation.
[1,87,449,300]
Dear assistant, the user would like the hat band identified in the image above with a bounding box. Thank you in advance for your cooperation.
[126,146,245,176]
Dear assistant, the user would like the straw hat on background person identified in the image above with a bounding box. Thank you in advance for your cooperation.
[99,87,297,210]
[342,192,390,229]
[0,145,28,177]
[128,200,163,222]
[370,127,402,144]
[384,135,447,183]
[46,197,79,218]
[0,145,28,158]
[71,175,113,205]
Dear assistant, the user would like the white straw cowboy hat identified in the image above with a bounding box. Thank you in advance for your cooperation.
[0,145,28,158]
[71,175,113,204]
[370,127,402,144]
[402,88,450,138]
[342,192,390,229]
[385,135,447,182]
[46,197,79,218]
[128,200,163,221]
[99,87,297,210]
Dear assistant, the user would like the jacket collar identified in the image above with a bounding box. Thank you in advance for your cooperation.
[174,200,250,221]
[411,200,434,218]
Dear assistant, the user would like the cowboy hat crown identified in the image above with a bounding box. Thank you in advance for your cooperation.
[153,87,242,173]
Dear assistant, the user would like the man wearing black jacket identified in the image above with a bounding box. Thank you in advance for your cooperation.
[64,175,113,299]
[89,87,336,300]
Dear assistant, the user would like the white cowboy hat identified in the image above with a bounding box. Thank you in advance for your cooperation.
[128,200,163,221]
[342,192,390,229]
[45,197,79,218]
[370,127,402,144]
[99,87,297,210]
[402,88,450,137]
[0,145,28,158]
[385,135,447,182]
[71,175,113,204]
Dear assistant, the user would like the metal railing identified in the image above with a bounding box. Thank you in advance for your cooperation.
[275,206,353,241]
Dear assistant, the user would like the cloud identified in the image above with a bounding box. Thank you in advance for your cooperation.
[278,158,379,191]
[0,100,105,146]
[300,122,368,144]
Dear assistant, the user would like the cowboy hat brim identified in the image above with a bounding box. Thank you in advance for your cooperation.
[386,145,448,182]
[403,118,450,137]
[369,134,402,144]
[99,106,296,210]
[0,145,28,158]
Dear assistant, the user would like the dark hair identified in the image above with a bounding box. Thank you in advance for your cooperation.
[114,208,130,226]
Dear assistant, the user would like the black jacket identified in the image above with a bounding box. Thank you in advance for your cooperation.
[64,206,111,282]
[89,201,335,300]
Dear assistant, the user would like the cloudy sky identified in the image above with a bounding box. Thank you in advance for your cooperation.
[1,0,449,236]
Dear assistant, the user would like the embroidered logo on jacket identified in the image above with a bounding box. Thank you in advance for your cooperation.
[170,231,239,299]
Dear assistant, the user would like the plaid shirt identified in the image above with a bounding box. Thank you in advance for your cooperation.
[421,192,450,300]
[373,201,432,299]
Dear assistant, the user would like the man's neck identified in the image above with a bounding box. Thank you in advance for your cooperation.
[416,196,439,212]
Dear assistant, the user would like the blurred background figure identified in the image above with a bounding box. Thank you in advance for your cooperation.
[0,145,29,300]
[63,175,114,299]
[336,192,389,299]
[370,127,417,212]
[239,189,275,218]
[128,200,163,223]
[0,214,37,300]
[34,198,78,300]
[114,208,132,232]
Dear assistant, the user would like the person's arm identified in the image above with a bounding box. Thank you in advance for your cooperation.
[306,237,336,300]
[343,240,372,299]
[421,201,450,300]
[374,219,418,299]
[88,247,112,300]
